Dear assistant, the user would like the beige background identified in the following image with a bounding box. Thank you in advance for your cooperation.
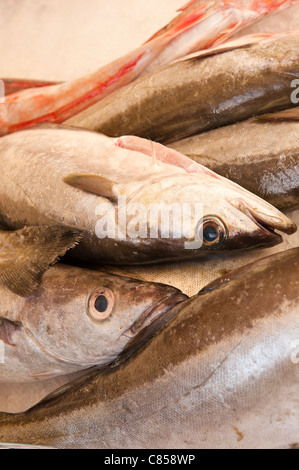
[1,0,299,80]
[0,0,298,413]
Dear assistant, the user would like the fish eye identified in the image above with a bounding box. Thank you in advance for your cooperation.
[87,287,114,322]
[198,216,227,248]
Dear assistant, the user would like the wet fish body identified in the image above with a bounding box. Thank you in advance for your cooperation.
[1,0,296,136]
[67,32,299,143]
[0,126,295,265]
[0,253,186,382]
[170,109,299,210]
[0,248,298,448]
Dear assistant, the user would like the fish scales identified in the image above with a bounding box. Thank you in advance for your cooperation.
[170,112,299,210]
[0,126,295,265]
[0,248,298,448]
[67,33,299,143]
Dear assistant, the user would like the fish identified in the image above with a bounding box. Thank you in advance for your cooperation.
[0,247,297,449]
[0,261,186,382]
[0,0,296,136]
[0,125,296,265]
[67,31,299,143]
[0,224,186,382]
[140,0,299,75]
[169,107,299,211]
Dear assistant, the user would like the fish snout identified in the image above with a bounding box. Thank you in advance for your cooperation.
[232,199,297,234]
[229,198,297,247]
[123,289,188,340]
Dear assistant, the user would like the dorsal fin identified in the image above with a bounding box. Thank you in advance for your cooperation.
[0,226,82,297]
[63,173,118,202]
[115,135,222,180]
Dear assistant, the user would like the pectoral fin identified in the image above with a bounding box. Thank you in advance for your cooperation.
[0,318,22,346]
[64,173,118,202]
[0,226,82,297]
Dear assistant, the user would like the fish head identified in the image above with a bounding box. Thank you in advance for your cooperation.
[193,176,297,252]
[22,265,187,369]
[130,173,297,256]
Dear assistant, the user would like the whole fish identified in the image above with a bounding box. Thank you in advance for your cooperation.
[170,107,299,211]
[67,32,299,143]
[0,263,186,383]
[0,248,297,449]
[0,0,296,136]
[0,126,296,265]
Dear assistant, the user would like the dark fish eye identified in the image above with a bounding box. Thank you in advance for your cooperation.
[198,216,227,248]
[203,224,218,243]
[95,295,108,313]
[87,287,114,321]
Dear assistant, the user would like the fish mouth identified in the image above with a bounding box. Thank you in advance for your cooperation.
[116,291,187,365]
[122,292,188,339]
[232,199,297,245]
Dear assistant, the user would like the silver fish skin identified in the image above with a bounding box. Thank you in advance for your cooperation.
[66,32,299,143]
[0,248,298,448]
[0,126,296,265]
[0,262,186,383]
[170,110,299,211]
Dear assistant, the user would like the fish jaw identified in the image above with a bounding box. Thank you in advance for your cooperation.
[122,291,188,338]
[229,197,297,236]
[119,291,188,363]
[209,193,296,251]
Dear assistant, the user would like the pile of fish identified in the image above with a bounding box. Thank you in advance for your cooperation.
[0,248,298,448]
[0,0,298,449]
